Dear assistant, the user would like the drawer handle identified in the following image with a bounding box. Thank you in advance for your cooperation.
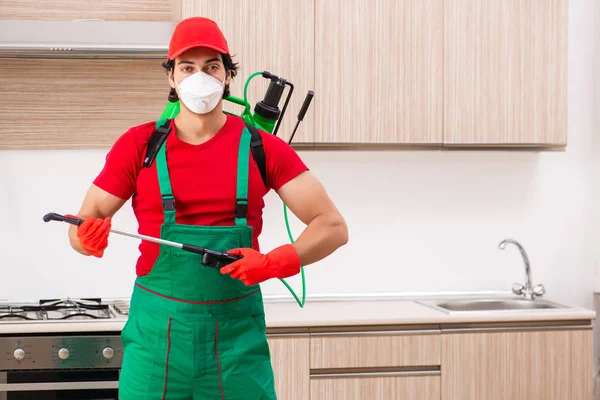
[442,324,593,333]
[311,329,440,337]
[310,370,440,379]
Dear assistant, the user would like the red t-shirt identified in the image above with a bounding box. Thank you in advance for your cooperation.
[93,114,308,276]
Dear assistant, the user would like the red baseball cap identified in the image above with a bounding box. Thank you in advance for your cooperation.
[167,17,230,60]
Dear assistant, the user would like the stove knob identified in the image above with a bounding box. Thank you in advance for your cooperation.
[13,348,25,361]
[102,347,114,359]
[58,348,70,360]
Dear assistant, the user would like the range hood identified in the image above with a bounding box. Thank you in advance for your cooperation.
[0,19,177,59]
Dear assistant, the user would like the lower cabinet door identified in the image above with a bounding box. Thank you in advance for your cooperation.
[310,372,441,400]
[268,334,310,400]
[441,329,593,400]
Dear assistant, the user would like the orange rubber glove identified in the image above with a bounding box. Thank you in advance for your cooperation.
[220,244,301,286]
[65,214,111,258]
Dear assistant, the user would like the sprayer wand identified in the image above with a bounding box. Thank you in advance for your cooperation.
[42,212,241,269]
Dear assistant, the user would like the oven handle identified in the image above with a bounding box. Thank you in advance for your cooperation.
[0,381,119,391]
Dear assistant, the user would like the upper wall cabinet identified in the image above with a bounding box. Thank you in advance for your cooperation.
[0,59,168,149]
[0,0,569,150]
[313,0,444,145]
[0,0,181,22]
[181,1,315,145]
[443,0,568,147]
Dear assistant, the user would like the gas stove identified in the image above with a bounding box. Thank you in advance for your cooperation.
[0,297,131,398]
[0,297,129,322]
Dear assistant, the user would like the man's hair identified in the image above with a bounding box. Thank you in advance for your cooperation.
[161,53,239,102]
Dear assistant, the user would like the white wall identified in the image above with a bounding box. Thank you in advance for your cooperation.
[1,1,598,309]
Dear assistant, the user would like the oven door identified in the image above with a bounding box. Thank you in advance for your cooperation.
[0,369,119,400]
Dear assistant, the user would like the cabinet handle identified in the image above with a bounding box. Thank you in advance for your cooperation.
[310,370,440,379]
[310,329,440,337]
[267,334,309,338]
[442,324,592,333]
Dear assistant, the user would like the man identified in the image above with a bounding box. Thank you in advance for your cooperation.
[66,16,348,400]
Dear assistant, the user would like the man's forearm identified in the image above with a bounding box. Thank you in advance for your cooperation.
[290,213,348,267]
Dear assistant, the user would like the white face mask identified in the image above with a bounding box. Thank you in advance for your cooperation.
[175,71,226,114]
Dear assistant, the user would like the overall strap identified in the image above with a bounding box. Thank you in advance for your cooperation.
[244,122,267,187]
[235,127,252,226]
[154,119,176,225]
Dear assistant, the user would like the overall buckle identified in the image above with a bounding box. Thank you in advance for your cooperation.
[235,198,248,219]
[162,197,175,211]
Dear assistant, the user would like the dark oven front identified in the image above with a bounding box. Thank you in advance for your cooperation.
[0,333,123,400]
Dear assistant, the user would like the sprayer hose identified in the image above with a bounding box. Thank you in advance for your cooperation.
[243,71,263,125]
[243,71,306,308]
[281,204,306,307]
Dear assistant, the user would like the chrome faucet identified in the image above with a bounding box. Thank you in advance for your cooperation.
[498,239,545,300]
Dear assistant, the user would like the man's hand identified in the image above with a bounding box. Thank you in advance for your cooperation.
[67,184,126,256]
[65,214,112,258]
[220,244,301,286]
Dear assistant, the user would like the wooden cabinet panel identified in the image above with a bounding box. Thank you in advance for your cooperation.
[0,59,168,149]
[441,329,593,400]
[181,1,315,145]
[314,0,443,144]
[310,330,440,369]
[0,0,180,21]
[268,335,310,400]
[311,373,440,400]
[443,0,568,146]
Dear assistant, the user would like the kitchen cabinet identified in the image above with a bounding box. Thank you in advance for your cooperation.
[443,0,568,146]
[310,373,441,400]
[313,0,443,145]
[180,0,316,145]
[309,328,440,369]
[309,327,442,400]
[0,0,180,22]
[441,327,593,400]
[1,0,569,150]
[268,333,310,400]
[264,319,592,399]
[0,58,168,149]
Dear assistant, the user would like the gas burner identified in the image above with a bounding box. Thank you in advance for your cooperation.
[39,298,111,320]
[45,310,111,320]
[0,298,115,321]
[39,297,105,309]
[0,305,41,321]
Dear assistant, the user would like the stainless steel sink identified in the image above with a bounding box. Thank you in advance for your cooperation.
[415,239,572,314]
[419,298,569,313]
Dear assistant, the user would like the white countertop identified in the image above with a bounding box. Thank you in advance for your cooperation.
[264,298,596,328]
[0,293,595,334]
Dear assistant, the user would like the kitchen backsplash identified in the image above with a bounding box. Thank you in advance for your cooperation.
[1,142,598,309]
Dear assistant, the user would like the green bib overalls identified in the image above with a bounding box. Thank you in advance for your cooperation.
[118,122,277,399]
